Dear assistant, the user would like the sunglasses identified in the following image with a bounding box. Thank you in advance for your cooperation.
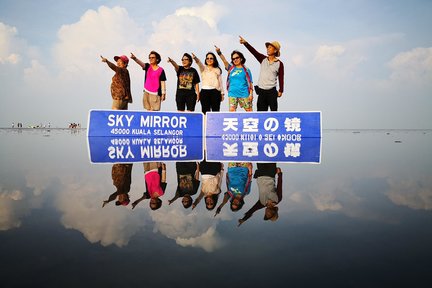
[232,56,240,61]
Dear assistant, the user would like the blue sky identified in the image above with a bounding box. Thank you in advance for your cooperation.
[1,0,431,128]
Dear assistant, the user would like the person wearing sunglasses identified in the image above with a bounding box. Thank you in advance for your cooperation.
[215,46,253,112]
[192,52,224,113]
[130,51,167,111]
[239,36,284,111]
[168,53,200,112]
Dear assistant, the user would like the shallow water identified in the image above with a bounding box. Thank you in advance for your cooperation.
[1,128,431,287]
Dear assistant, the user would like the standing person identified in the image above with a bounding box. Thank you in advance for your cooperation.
[215,162,253,215]
[100,55,132,110]
[102,164,133,207]
[239,36,284,111]
[130,51,167,111]
[238,164,283,226]
[192,52,224,113]
[167,53,200,112]
[192,159,224,211]
[131,162,167,210]
[168,162,200,209]
[215,46,253,112]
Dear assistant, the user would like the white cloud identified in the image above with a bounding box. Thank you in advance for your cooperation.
[0,187,25,230]
[314,44,345,62]
[56,179,147,247]
[151,208,224,252]
[311,190,343,211]
[388,47,432,84]
[148,2,230,56]
[174,1,227,29]
[0,22,22,64]
[176,226,223,252]
[54,6,145,74]
[0,184,44,231]
[23,60,50,89]
[386,176,432,210]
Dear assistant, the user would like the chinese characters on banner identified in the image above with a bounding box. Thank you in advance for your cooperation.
[205,112,321,163]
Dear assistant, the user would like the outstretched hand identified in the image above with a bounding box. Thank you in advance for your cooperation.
[100,55,107,62]
[239,35,247,44]
[214,207,221,217]
[214,45,221,54]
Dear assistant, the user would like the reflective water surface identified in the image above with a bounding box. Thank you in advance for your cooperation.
[1,128,431,287]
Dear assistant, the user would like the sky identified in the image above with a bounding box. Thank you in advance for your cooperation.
[0,0,431,129]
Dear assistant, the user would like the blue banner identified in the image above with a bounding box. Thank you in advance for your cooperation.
[205,112,321,163]
[87,110,204,163]
[87,110,204,137]
[87,136,203,163]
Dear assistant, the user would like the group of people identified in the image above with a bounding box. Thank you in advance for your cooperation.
[100,36,285,225]
[101,36,284,113]
[102,160,283,226]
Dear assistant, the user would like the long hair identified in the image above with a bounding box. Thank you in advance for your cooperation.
[205,194,220,211]
[205,52,221,72]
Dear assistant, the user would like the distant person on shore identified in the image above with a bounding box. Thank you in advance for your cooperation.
[130,51,167,111]
[132,162,167,210]
[215,46,253,112]
[167,53,200,112]
[239,36,284,111]
[192,52,224,114]
[238,164,283,226]
[100,54,132,110]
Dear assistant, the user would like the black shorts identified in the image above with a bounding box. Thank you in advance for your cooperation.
[176,92,197,111]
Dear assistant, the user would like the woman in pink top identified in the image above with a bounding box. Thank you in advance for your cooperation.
[132,162,167,210]
[131,51,167,111]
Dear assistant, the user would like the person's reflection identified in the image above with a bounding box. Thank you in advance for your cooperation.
[238,163,283,226]
[131,162,167,210]
[168,162,200,208]
[102,163,133,207]
[215,162,252,216]
[192,158,224,211]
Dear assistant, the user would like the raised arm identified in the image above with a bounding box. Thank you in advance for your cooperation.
[167,57,179,72]
[131,192,150,209]
[238,200,265,226]
[101,55,118,72]
[214,192,230,217]
[168,190,180,205]
[214,45,230,70]
[130,52,146,68]
[192,53,205,72]
[102,191,118,207]
[239,36,266,63]
[192,191,205,210]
